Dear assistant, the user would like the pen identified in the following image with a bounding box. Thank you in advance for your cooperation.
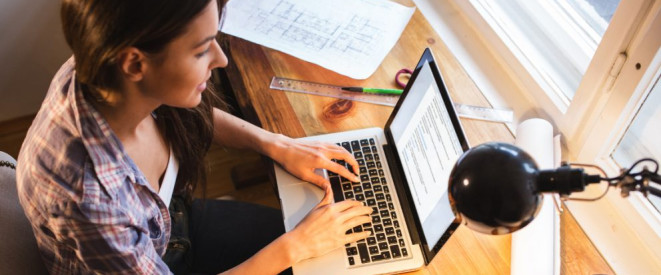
[341,87,403,95]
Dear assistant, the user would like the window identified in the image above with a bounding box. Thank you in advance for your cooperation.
[469,0,619,103]
[443,0,655,156]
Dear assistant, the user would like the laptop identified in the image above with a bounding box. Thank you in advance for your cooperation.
[274,48,470,274]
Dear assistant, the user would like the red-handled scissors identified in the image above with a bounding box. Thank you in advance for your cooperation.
[395,68,413,89]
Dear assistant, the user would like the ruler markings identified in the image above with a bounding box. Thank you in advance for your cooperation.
[269,76,512,123]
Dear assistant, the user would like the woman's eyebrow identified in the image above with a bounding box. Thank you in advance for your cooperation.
[193,35,216,48]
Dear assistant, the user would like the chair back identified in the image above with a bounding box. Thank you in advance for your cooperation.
[0,151,48,274]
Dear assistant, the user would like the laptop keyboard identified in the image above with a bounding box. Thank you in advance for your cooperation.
[329,138,410,267]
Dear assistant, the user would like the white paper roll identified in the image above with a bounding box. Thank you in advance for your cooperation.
[511,118,560,275]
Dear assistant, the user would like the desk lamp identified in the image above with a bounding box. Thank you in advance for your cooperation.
[448,142,661,235]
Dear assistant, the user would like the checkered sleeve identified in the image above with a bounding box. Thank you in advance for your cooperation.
[46,199,172,274]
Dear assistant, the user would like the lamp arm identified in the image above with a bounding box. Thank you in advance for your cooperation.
[641,171,661,198]
[642,185,661,198]
[605,159,661,199]
[549,158,661,200]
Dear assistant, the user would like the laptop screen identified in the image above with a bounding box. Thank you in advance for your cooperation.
[385,48,469,261]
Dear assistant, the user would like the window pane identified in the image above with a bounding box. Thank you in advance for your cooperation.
[472,0,619,101]
[569,0,618,36]
[612,75,661,212]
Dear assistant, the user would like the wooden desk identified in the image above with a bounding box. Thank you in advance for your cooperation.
[219,1,613,274]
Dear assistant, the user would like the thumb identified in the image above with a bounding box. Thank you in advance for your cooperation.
[315,182,333,209]
[304,172,330,191]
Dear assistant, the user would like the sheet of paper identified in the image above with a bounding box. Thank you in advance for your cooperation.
[220,0,415,79]
[511,118,560,275]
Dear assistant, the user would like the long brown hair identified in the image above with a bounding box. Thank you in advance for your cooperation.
[61,0,220,200]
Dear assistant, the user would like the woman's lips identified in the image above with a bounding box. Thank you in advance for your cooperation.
[197,81,207,91]
[197,73,211,91]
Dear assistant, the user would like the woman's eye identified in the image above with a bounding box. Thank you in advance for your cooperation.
[195,48,210,58]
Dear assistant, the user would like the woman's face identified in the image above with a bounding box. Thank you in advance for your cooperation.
[141,0,227,108]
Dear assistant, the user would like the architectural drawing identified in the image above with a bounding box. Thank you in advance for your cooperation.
[221,0,414,78]
[242,0,384,58]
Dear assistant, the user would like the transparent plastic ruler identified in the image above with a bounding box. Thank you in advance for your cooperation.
[269,76,513,123]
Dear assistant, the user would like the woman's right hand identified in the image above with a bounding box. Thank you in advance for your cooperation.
[287,189,373,262]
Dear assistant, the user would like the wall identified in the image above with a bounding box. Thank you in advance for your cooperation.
[0,0,71,122]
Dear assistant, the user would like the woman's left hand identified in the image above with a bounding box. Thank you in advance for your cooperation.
[269,135,361,192]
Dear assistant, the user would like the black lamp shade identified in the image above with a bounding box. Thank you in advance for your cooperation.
[448,142,543,235]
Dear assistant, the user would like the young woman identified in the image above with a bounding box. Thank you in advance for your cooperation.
[16,0,372,274]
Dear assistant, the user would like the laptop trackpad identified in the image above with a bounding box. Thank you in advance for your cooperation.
[280,182,324,231]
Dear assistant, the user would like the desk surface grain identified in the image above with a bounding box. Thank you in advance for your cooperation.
[219,0,613,273]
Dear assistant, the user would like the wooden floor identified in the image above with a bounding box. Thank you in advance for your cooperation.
[0,114,280,209]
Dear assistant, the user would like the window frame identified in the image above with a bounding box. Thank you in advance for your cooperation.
[570,32,661,272]
[449,0,654,156]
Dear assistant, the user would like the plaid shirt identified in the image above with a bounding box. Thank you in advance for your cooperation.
[16,57,172,274]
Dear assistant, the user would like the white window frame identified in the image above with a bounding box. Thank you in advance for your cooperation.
[570,33,661,273]
[414,0,661,273]
[449,0,655,156]
[466,0,596,108]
